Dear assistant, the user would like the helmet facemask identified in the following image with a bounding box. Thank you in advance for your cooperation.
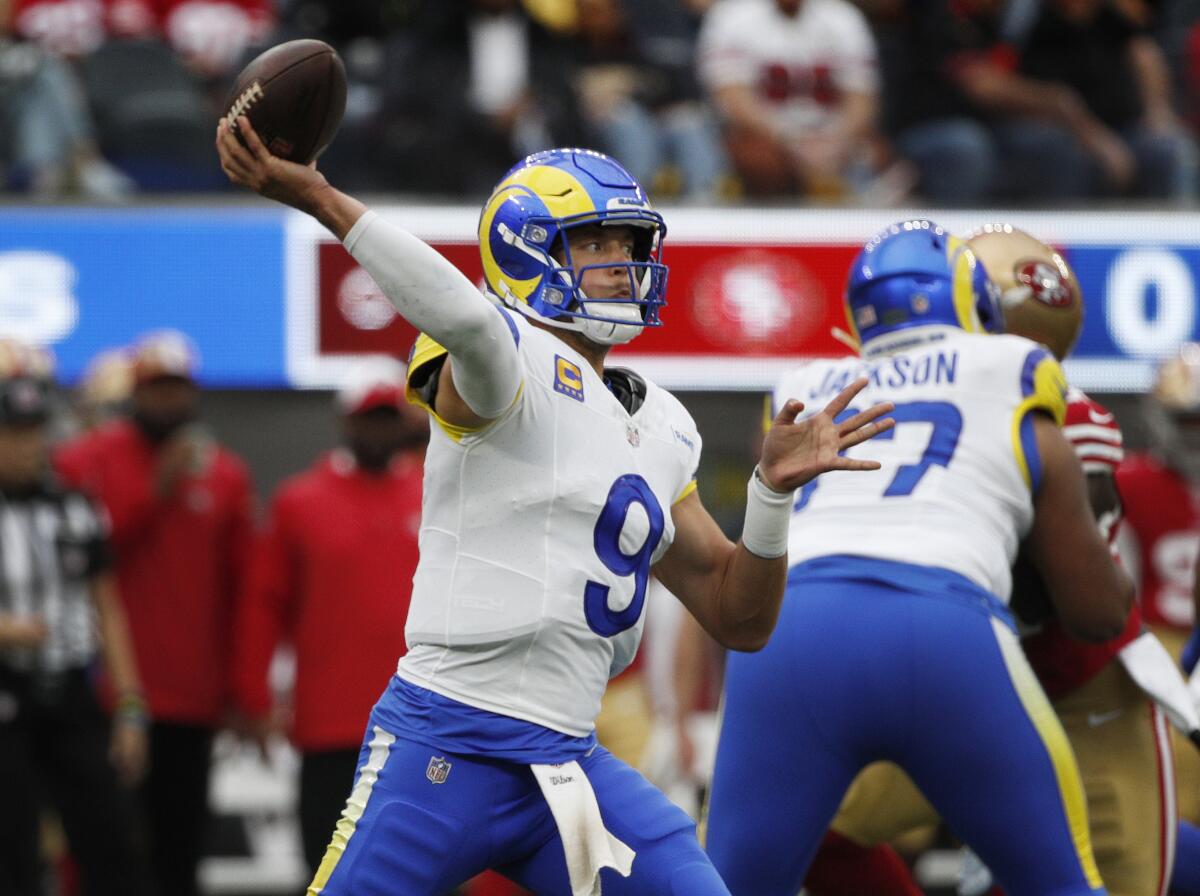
[514,212,668,346]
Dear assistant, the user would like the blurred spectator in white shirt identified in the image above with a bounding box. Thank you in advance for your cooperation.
[698,0,900,199]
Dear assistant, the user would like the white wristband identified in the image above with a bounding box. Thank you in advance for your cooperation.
[741,466,794,559]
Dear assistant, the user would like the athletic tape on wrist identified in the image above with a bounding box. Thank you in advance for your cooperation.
[741,466,793,559]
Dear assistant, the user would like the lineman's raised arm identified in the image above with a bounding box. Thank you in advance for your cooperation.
[215,117,520,422]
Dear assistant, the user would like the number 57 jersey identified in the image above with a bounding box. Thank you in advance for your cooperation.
[398,311,701,737]
[777,330,1067,603]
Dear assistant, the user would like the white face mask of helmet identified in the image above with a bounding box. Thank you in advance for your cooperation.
[526,219,664,346]
[571,260,654,346]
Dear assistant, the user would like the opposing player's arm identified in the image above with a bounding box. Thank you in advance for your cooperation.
[215,117,519,428]
[655,380,893,652]
[1086,473,1120,520]
[1027,414,1133,642]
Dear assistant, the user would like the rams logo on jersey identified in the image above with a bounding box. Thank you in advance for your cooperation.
[554,356,585,402]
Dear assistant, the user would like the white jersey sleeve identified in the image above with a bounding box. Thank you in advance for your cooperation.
[777,331,1067,601]
[399,315,701,736]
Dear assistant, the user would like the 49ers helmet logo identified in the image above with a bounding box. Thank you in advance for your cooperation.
[1015,260,1072,308]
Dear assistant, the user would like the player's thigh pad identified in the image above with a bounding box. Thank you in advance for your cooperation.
[307,727,526,896]
[705,583,879,895]
[899,612,1104,896]
[1055,663,1175,896]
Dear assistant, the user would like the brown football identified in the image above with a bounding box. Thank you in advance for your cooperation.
[223,39,347,164]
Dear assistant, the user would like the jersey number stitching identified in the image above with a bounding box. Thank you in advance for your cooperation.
[795,401,963,510]
[585,475,665,637]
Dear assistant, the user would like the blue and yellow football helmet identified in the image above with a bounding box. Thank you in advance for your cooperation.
[478,148,668,345]
[845,219,1002,355]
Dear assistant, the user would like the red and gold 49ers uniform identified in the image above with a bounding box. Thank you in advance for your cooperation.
[831,389,1177,896]
[1024,390,1175,896]
[1118,447,1200,837]
[1118,452,1200,633]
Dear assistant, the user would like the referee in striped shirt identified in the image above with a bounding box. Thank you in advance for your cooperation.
[0,357,152,896]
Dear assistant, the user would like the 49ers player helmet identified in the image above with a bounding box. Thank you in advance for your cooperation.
[966,223,1083,361]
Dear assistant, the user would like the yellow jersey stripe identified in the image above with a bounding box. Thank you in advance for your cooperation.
[405,332,523,442]
[1010,353,1068,490]
[673,479,699,505]
[989,618,1103,889]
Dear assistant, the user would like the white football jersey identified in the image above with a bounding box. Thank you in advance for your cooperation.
[398,313,701,737]
[698,0,878,136]
[776,329,1067,601]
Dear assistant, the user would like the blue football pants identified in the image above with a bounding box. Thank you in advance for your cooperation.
[705,573,1105,896]
[307,732,728,895]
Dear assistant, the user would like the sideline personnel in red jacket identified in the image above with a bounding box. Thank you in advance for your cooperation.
[55,331,254,896]
[233,356,426,876]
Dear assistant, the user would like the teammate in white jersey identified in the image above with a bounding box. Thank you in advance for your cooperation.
[216,121,892,894]
[704,219,1133,896]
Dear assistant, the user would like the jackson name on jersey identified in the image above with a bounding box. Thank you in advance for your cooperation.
[397,310,701,737]
[775,328,1066,601]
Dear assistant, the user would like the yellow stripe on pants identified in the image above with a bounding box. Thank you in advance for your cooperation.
[991,618,1103,890]
[307,725,397,895]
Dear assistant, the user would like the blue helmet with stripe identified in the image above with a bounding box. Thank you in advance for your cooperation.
[478,148,668,345]
[845,219,1002,355]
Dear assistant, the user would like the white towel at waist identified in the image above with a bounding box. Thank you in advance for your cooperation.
[531,760,635,896]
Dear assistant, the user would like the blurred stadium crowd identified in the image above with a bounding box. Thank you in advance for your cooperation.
[1,0,1199,204]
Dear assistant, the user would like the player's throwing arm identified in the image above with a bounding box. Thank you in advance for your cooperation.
[217,116,520,426]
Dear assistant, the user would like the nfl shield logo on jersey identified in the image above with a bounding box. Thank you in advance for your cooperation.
[426,756,451,784]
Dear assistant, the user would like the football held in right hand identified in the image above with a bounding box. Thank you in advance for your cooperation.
[216,117,330,212]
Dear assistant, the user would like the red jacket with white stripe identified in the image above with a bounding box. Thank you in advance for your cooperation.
[1021,388,1142,699]
[233,451,422,751]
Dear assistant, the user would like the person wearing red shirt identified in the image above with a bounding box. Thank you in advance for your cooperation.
[1121,344,1200,894]
[1119,353,1200,639]
[1119,348,1200,826]
[233,356,427,877]
[55,331,254,896]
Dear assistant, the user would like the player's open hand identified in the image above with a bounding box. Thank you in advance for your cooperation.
[759,377,893,491]
[216,115,329,212]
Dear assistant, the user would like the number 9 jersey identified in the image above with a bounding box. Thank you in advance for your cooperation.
[397,310,701,737]
[776,329,1067,603]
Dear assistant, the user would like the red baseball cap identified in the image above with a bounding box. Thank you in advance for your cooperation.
[336,356,408,415]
